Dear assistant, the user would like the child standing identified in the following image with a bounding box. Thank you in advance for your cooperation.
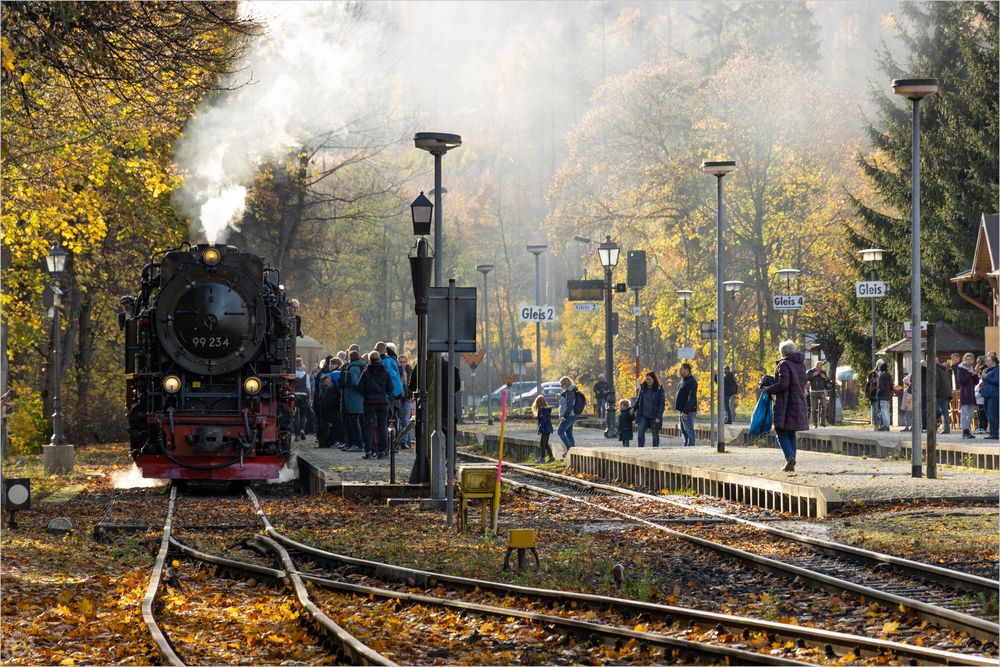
[618,399,634,447]
[900,374,912,432]
[532,395,555,463]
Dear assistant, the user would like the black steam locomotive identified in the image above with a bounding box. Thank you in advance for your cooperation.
[123,243,296,480]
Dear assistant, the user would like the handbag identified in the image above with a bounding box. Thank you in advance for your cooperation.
[748,391,773,436]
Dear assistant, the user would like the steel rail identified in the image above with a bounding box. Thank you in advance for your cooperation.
[141,486,184,667]
[167,536,286,582]
[251,492,992,665]
[245,489,395,666]
[503,476,1000,643]
[300,572,810,666]
[470,454,999,599]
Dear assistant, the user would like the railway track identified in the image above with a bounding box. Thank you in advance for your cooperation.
[247,489,997,666]
[460,453,1000,646]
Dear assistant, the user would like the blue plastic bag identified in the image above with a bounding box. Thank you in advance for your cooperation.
[748,391,773,436]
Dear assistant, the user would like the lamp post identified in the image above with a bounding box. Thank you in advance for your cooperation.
[476,263,495,425]
[527,245,547,400]
[45,242,68,449]
[704,160,735,454]
[408,195,434,486]
[414,132,462,288]
[598,236,620,438]
[893,77,939,479]
[860,249,885,367]
[676,290,693,350]
[776,268,800,340]
[722,280,744,367]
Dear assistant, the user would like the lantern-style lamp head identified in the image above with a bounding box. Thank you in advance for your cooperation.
[410,192,433,236]
[597,236,620,268]
[46,242,68,275]
[892,78,940,100]
[676,289,693,304]
[860,248,885,264]
[703,160,737,176]
[723,280,745,294]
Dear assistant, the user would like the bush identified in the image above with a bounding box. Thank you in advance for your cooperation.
[6,383,49,456]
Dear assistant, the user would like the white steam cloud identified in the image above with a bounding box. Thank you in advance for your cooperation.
[173,1,378,244]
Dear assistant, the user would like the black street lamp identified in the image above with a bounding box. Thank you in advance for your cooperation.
[860,249,885,367]
[476,263,495,425]
[598,236,620,438]
[676,289,693,351]
[413,132,461,288]
[893,77,939,479]
[722,280,744,366]
[45,242,68,450]
[407,200,434,484]
[704,159,736,454]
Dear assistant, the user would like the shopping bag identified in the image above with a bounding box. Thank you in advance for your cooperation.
[748,391,773,436]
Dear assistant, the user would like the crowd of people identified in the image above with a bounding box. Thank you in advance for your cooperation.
[294,341,414,460]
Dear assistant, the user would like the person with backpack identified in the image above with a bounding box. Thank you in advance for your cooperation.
[674,363,698,446]
[343,350,367,452]
[632,371,665,447]
[358,351,394,459]
[557,376,580,452]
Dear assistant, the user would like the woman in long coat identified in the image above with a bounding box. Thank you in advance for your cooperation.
[763,340,808,472]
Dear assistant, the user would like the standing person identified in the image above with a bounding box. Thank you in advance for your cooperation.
[593,374,610,418]
[556,376,579,452]
[954,353,979,439]
[342,350,367,452]
[723,366,739,425]
[633,371,666,447]
[327,358,345,448]
[617,399,634,447]
[763,340,809,472]
[674,363,698,446]
[314,374,335,448]
[935,358,953,434]
[981,352,998,440]
[532,395,555,463]
[864,367,880,429]
[358,351,392,459]
[293,357,312,440]
[397,353,413,449]
[805,361,831,428]
[875,361,893,431]
[900,374,913,432]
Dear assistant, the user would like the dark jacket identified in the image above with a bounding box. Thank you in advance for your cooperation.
[955,364,978,405]
[357,361,392,408]
[618,411,634,442]
[343,359,368,414]
[805,368,831,392]
[935,363,952,401]
[876,369,894,401]
[593,380,610,398]
[633,384,666,420]
[558,385,578,419]
[723,371,738,397]
[764,352,808,431]
[981,365,998,399]
[536,406,553,435]
[674,375,698,414]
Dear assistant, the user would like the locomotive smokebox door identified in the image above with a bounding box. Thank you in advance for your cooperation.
[192,427,226,453]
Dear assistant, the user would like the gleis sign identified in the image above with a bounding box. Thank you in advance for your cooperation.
[855,281,888,298]
[772,295,804,311]
[519,305,556,323]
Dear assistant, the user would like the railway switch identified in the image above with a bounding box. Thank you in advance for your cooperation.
[503,528,539,572]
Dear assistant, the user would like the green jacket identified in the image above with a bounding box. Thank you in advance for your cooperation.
[343,359,368,414]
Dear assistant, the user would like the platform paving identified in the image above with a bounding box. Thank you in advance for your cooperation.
[291,433,415,489]
[462,421,999,508]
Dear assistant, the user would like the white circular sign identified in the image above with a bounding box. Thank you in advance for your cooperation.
[7,484,28,505]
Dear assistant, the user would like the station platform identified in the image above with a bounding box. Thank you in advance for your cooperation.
[459,422,999,518]
[290,435,416,493]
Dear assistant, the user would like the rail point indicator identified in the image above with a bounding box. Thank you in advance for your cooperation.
[855,281,888,298]
[772,294,805,311]
[519,304,556,322]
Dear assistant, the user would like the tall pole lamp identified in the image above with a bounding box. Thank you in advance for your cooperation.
[860,249,885,367]
[722,280,744,367]
[414,133,462,288]
[598,235,620,438]
[408,194,434,486]
[704,160,736,454]
[527,245,548,401]
[776,268,800,341]
[476,263,495,425]
[676,290,693,349]
[893,77,939,479]
[46,242,68,450]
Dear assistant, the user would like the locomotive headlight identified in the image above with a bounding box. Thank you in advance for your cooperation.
[202,247,221,266]
[163,375,182,394]
[243,376,262,395]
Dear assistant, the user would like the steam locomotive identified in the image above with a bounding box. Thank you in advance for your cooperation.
[123,243,296,480]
